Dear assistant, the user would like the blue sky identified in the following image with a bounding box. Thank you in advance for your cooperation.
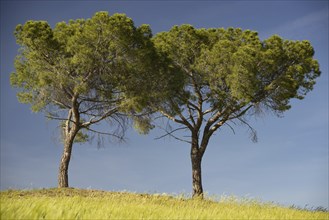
[1,0,328,208]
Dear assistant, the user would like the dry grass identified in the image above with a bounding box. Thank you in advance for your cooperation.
[1,188,328,219]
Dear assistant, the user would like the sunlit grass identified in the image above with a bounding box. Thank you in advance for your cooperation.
[0,188,328,219]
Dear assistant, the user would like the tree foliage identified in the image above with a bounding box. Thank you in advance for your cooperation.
[152,25,321,197]
[10,12,180,187]
[154,25,320,116]
[11,11,174,137]
[153,25,320,136]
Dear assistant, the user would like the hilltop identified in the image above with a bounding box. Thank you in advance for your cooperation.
[0,188,328,219]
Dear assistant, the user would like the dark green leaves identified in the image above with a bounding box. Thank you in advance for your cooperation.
[11,15,321,136]
[153,25,321,116]
[11,12,181,136]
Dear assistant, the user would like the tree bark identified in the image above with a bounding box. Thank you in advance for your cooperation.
[191,136,204,198]
[191,153,203,198]
[58,103,80,188]
[58,134,75,188]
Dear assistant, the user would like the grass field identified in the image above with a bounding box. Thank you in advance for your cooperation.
[0,188,328,219]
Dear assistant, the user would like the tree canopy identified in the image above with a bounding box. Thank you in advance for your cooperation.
[10,12,180,187]
[154,25,320,115]
[152,25,321,197]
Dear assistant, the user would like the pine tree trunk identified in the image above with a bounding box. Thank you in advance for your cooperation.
[58,98,80,188]
[191,154,203,198]
[58,135,74,188]
[58,112,79,188]
[191,137,204,198]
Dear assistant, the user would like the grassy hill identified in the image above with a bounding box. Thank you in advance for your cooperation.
[0,188,328,219]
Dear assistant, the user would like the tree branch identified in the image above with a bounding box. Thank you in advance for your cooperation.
[187,100,199,111]
[46,115,71,122]
[84,127,124,141]
[177,111,194,131]
[228,105,253,120]
[159,110,188,127]
[237,117,258,143]
[51,99,71,109]
[82,107,118,127]
[155,126,188,140]
[156,125,192,144]
[186,102,196,127]
[224,122,236,135]
[203,107,216,115]
[66,109,73,134]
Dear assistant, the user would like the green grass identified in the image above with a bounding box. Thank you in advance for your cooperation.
[0,188,328,219]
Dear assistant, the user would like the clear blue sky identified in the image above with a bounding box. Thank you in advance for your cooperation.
[1,0,328,208]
